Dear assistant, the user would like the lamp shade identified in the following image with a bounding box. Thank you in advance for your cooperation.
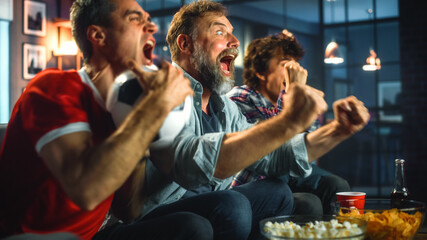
[54,40,78,56]
[362,50,381,71]
[324,41,344,64]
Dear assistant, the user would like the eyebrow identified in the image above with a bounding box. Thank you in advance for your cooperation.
[210,21,233,32]
[124,9,144,18]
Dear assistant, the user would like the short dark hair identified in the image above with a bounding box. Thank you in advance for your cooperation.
[243,32,305,90]
[166,0,227,61]
[70,0,117,64]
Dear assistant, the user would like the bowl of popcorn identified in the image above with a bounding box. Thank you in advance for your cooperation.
[260,215,367,239]
[332,198,425,240]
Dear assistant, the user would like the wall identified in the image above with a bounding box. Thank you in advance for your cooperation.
[399,0,427,203]
[9,0,74,109]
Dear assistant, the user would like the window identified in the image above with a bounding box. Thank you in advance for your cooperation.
[322,0,400,196]
[0,20,9,123]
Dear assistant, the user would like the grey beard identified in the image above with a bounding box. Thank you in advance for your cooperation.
[190,42,235,95]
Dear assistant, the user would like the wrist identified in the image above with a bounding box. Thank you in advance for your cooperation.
[330,120,352,140]
[142,90,173,118]
[276,114,305,139]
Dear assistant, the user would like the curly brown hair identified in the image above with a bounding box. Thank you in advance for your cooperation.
[166,0,228,61]
[243,32,305,90]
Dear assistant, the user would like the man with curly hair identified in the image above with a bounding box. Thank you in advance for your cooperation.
[227,30,351,215]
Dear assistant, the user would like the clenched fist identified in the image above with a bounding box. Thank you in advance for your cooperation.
[128,59,193,112]
[283,61,308,93]
[280,82,327,133]
[333,96,370,136]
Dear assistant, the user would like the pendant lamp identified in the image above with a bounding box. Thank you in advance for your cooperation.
[362,50,381,71]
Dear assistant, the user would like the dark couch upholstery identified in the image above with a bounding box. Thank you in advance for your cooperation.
[0,123,7,147]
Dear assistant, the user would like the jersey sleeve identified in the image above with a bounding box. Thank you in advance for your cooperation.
[19,70,92,153]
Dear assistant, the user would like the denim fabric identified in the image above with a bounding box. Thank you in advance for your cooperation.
[141,178,293,240]
[94,212,213,240]
[141,64,311,217]
[227,84,350,214]
[3,233,80,240]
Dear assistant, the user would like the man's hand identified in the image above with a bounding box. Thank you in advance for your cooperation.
[283,61,308,93]
[282,29,294,39]
[333,96,370,136]
[280,82,327,133]
[127,59,193,112]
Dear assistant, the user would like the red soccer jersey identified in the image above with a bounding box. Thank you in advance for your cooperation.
[0,69,115,240]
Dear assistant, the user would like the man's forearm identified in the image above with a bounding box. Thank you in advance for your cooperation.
[83,90,171,204]
[53,90,171,211]
[111,160,147,222]
[215,83,327,179]
[305,120,350,162]
[214,115,300,179]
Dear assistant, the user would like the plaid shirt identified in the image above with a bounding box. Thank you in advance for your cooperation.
[227,85,284,124]
[226,85,318,188]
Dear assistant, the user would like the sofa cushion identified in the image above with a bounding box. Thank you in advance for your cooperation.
[0,123,7,147]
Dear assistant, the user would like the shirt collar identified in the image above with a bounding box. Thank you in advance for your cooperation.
[172,62,226,116]
[172,62,203,93]
[78,67,106,110]
[246,86,276,110]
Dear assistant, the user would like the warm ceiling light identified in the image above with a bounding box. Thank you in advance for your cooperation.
[324,41,344,64]
[363,50,381,71]
[53,18,78,56]
[54,40,78,56]
[52,18,82,70]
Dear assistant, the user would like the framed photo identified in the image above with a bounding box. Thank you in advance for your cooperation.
[378,81,402,122]
[23,43,46,79]
[23,0,46,37]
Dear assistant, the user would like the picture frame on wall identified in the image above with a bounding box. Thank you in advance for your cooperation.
[23,0,46,37]
[23,43,46,79]
[378,81,402,122]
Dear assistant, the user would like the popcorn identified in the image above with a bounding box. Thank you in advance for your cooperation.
[263,218,364,239]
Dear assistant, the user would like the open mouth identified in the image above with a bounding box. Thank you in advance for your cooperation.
[143,40,155,65]
[219,55,234,76]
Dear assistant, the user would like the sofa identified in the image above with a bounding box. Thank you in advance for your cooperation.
[0,123,7,147]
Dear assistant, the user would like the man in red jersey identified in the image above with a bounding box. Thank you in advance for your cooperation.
[0,0,213,240]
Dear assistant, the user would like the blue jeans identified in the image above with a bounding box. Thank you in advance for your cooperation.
[94,212,213,240]
[282,165,350,214]
[142,178,293,240]
[2,233,79,240]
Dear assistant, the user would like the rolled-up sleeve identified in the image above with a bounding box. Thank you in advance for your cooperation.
[170,126,226,189]
[247,132,312,178]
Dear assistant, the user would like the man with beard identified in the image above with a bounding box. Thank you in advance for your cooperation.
[128,1,333,240]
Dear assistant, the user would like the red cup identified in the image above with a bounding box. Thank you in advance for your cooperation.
[336,192,366,210]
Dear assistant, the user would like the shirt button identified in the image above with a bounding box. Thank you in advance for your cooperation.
[196,102,200,106]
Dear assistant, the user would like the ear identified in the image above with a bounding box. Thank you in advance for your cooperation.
[86,25,107,47]
[255,72,266,81]
[176,34,193,56]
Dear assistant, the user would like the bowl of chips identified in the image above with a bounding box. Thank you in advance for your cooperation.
[332,198,425,240]
[260,215,367,239]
